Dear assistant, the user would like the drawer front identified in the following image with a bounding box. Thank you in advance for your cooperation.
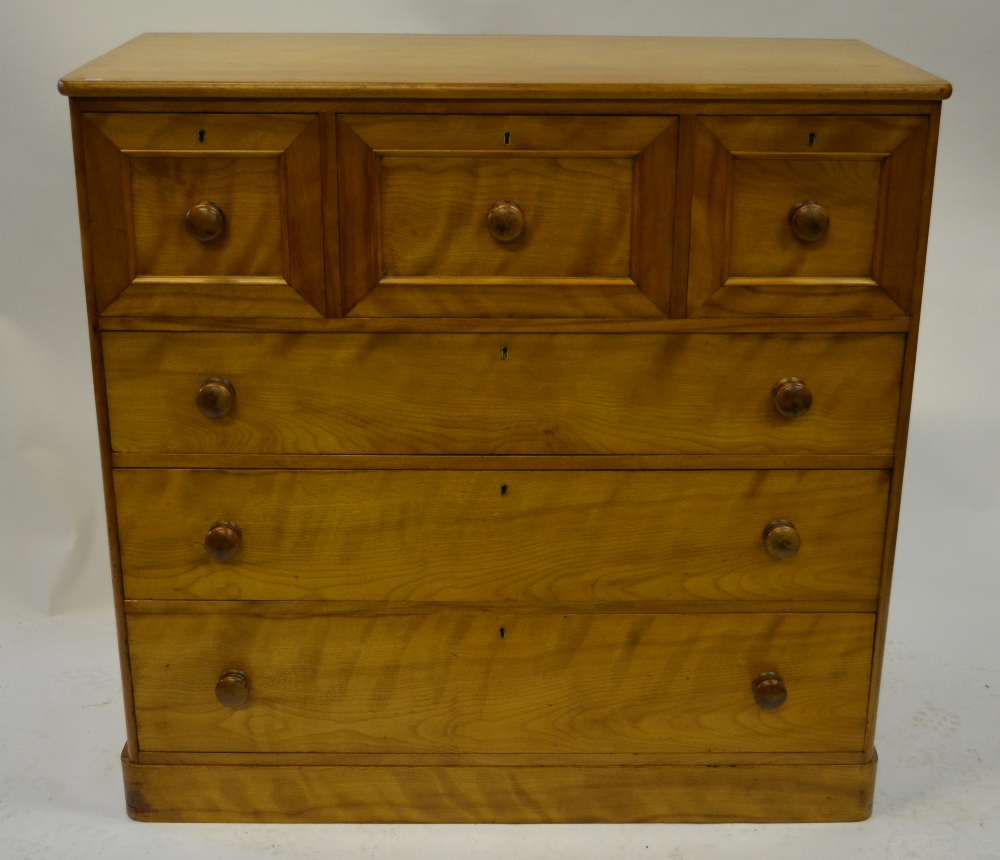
[116,469,889,603]
[103,332,904,455]
[689,115,929,317]
[128,611,874,754]
[337,115,676,317]
[79,113,324,317]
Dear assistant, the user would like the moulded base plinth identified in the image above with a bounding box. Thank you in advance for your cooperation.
[121,746,877,823]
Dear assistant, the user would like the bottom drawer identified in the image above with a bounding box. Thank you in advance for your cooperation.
[129,611,874,755]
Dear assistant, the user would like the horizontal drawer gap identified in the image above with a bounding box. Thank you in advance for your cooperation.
[96,317,913,333]
[124,599,879,615]
[136,750,871,767]
[111,454,896,470]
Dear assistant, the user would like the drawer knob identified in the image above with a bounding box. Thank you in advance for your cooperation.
[752,671,787,710]
[185,201,225,241]
[788,200,829,242]
[771,377,812,418]
[205,521,242,561]
[215,670,250,707]
[196,377,235,419]
[762,519,800,559]
[487,200,524,242]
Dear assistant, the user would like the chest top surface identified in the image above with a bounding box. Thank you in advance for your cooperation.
[58,33,951,100]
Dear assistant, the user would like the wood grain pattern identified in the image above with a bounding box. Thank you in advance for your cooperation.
[122,749,877,822]
[688,115,929,317]
[337,114,675,318]
[114,469,890,602]
[729,158,881,277]
[80,112,325,318]
[102,332,905,455]
[380,156,633,277]
[130,156,282,276]
[60,34,950,824]
[82,111,313,153]
[58,34,951,100]
[127,611,874,754]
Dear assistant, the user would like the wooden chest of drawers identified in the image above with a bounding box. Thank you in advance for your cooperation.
[60,34,950,823]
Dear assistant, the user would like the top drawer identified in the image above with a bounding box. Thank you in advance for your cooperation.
[337,115,677,317]
[80,113,325,318]
[688,115,930,318]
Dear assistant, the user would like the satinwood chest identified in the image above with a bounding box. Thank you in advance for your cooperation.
[59,34,950,822]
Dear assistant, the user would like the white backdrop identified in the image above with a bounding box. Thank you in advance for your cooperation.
[1,2,998,856]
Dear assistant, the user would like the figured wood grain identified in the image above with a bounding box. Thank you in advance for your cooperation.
[101,332,905,455]
[127,611,874,754]
[380,156,633,277]
[130,156,282,276]
[688,115,929,317]
[58,34,951,100]
[81,112,325,317]
[338,114,675,317]
[729,158,881,277]
[122,750,877,822]
[114,469,890,602]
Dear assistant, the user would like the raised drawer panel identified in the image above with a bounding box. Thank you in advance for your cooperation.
[128,611,875,754]
[688,115,929,318]
[79,112,325,318]
[115,469,890,603]
[336,114,676,317]
[102,332,904,456]
[380,156,633,278]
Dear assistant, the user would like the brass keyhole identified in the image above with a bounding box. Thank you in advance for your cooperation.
[198,129,206,144]
[501,346,509,360]
[500,484,508,497]
[498,627,506,639]
[503,131,511,145]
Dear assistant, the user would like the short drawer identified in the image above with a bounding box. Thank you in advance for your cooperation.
[115,469,890,603]
[337,115,677,317]
[689,115,930,317]
[102,332,904,456]
[79,112,324,317]
[128,610,874,754]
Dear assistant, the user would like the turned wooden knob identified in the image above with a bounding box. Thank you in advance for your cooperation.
[763,520,800,559]
[205,522,242,561]
[752,671,787,710]
[487,200,524,242]
[196,377,235,419]
[215,670,250,707]
[772,377,812,418]
[185,201,225,241]
[788,200,829,242]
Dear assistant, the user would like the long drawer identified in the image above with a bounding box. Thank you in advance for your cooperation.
[128,611,874,754]
[103,332,904,455]
[115,468,889,602]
